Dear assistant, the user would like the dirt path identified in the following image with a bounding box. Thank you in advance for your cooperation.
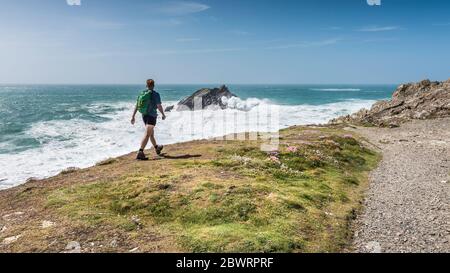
[352,118,450,253]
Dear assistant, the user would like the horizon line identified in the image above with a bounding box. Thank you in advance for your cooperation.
[0,82,401,86]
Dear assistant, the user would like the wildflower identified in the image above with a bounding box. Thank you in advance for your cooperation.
[269,156,281,164]
[287,146,298,153]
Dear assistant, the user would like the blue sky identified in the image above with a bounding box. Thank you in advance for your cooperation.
[0,0,449,84]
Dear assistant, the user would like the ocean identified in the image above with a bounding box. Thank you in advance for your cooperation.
[0,84,395,189]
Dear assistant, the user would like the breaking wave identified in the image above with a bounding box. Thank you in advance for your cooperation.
[0,98,375,189]
[310,88,362,92]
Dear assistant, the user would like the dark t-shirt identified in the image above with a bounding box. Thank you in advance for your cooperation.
[142,90,162,117]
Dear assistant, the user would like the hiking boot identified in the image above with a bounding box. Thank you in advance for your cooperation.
[136,151,148,161]
[155,145,164,155]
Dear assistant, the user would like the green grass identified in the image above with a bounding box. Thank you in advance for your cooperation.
[44,126,380,253]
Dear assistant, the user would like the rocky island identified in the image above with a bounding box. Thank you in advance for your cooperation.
[166,85,238,112]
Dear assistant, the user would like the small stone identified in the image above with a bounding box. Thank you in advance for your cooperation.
[110,239,118,248]
[131,215,141,226]
[389,123,400,128]
[64,241,81,253]
[129,247,139,253]
[48,239,58,247]
[42,221,55,229]
[3,235,21,245]
[0,226,6,233]
[365,241,382,253]
[2,212,25,220]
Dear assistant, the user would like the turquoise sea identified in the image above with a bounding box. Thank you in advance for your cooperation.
[0,84,395,189]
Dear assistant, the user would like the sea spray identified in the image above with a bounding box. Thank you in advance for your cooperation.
[0,98,376,189]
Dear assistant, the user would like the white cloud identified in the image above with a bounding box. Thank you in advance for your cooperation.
[154,47,243,55]
[175,38,201,42]
[79,47,244,58]
[362,37,398,43]
[230,30,250,36]
[143,18,183,27]
[432,22,450,26]
[153,1,210,16]
[358,26,400,32]
[323,26,342,31]
[267,38,341,50]
[66,0,81,6]
[81,19,125,30]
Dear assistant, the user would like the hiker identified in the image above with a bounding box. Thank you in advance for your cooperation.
[131,79,166,160]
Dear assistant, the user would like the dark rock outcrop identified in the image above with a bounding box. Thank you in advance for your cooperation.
[167,85,237,112]
[331,78,450,127]
[164,105,175,112]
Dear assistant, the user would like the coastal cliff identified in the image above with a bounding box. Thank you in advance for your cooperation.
[0,125,379,253]
[1,79,449,253]
[331,79,450,127]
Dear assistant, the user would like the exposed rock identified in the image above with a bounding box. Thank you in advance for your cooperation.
[331,78,450,127]
[64,241,81,253]
[131,215,142,229]
[2,212,25,221]
[129,247,139,253]
[2,235,21,245]
[26,177,39,183]
[41,221,55,229]
[60,167,80,175]
[110,239,118,248]
[174,85,237,111]
[365,241,382,253]
[164,105,175,112]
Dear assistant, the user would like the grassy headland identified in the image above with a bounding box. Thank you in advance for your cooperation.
[0,125,380,253]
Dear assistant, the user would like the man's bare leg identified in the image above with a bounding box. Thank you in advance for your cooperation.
[140,125,157,150]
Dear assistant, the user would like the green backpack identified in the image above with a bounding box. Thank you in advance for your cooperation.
[137,89,153,114]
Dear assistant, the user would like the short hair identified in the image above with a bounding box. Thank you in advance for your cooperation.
[147,79,155,85]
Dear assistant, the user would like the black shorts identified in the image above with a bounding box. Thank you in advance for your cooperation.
[142,115,157,126]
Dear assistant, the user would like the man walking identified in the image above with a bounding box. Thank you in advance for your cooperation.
[131,79,166,160]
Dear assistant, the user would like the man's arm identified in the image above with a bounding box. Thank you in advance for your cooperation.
[131,103,138,125]
[157,104,166,120]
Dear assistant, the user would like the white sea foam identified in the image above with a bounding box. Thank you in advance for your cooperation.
[310,88,362,92]
[221,97,268,111]
[0,98,375,190]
